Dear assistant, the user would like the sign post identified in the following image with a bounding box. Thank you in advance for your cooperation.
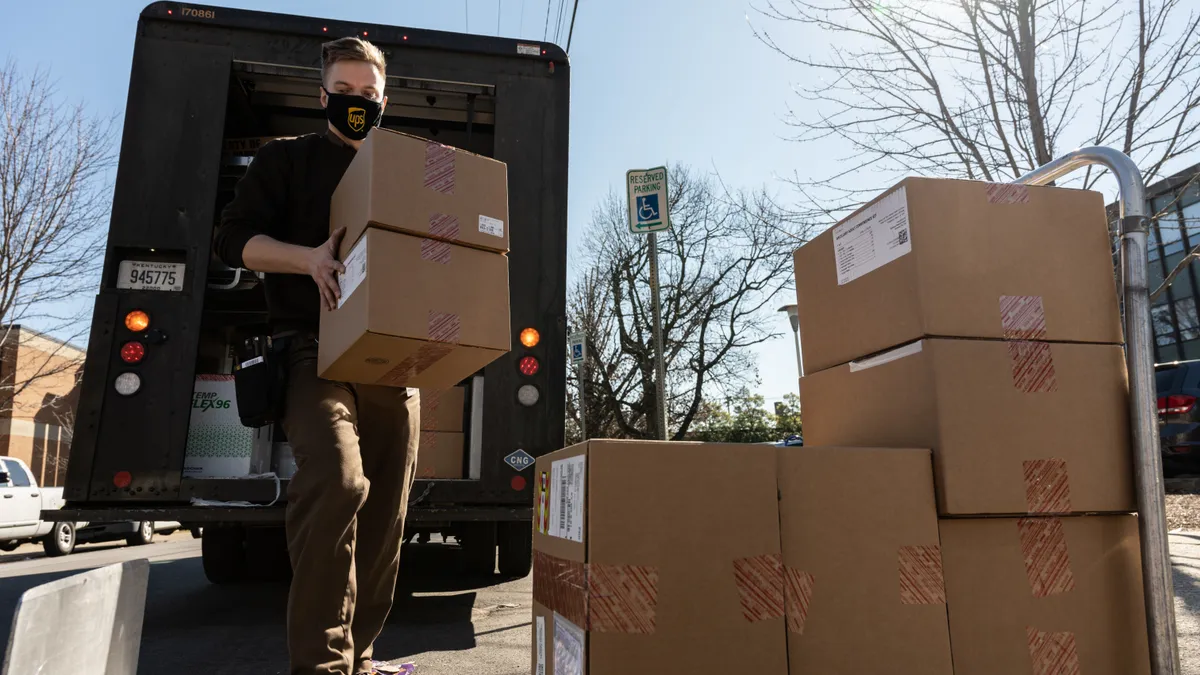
[626,167,670,441]
[568,331,587,440]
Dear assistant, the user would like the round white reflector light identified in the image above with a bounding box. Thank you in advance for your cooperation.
[517,384,540,407]
[114,372,142,396]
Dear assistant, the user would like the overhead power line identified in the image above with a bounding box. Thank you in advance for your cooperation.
[566,0,581,52]
[497,0,502,36]
[543,0,552,41]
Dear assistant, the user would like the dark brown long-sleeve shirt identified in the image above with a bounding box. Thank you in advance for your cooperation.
[214,132,356,332]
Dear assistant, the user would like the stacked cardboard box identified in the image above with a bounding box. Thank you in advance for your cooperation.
[416,387,466,479]
[320,128,511,388]
[792,177,1150,675]
[531,441,787,675]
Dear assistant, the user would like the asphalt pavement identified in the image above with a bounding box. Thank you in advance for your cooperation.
[0,534,532,675]
[6,531,1200,674]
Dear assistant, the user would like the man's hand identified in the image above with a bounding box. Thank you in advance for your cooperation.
[307,227,346,312]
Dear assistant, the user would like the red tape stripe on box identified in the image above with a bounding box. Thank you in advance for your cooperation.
[1008,341,1059,393]
[732,554,785,622]
[898,545,946,605]
[424,143,456,194]
[1018,518,1076,598]
[784,567,815,635]
[987,183,1031,204]
[588,563,660,634]
[376,343,455,387]
[1024,459,1073,514]
[1000,295,1049,340]
[1027,627,1081,675]
[533,551,588,629]
[420,239,452,264]
[429,213,460,240]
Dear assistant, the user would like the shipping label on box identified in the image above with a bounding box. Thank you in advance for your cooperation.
[184,375,255,478]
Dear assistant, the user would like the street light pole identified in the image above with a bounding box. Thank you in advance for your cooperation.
[778,304,804,383]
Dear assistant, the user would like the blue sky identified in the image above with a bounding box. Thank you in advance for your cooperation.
[1,0,829,405]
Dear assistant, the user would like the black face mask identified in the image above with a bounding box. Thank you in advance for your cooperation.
[322,88,383,141]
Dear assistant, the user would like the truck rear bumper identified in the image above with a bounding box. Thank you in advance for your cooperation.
[44,504,532,525]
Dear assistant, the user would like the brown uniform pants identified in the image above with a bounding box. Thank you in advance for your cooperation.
[282,340,420,675]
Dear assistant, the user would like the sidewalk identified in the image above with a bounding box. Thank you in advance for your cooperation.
[1172,532,1200,674]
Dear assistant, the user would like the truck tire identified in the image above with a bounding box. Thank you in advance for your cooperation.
[245,526,292,583]
[43,522,76,557]
[202,525,248,584]
[458,522,497,576]
[126,521,155,547]
[497,521,533,578]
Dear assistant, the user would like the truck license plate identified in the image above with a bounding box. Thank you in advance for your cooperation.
[117,261,185,292]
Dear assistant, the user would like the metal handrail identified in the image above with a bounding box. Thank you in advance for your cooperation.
[1017,146,1179,675]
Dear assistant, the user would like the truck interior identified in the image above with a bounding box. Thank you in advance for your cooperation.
[199,60,498,478]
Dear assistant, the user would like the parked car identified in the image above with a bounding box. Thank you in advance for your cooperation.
[1156,360,1200,476]
[0,457,178,556]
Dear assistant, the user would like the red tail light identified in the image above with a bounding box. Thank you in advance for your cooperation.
[113,471,132,488]
[519,355,540,376]
[121,341,146,364]
[1158,395,1196,415]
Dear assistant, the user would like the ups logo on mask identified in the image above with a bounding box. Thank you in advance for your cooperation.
[347,107,366,133]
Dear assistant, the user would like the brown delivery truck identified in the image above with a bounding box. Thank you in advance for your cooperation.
[45,2,568,582]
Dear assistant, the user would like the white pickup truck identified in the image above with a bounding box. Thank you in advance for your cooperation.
[0,457,179,556]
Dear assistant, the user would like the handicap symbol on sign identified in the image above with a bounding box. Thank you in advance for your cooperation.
[571,344,584,360]
[637,194,660,223]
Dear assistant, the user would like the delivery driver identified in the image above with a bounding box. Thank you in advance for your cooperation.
[214,37,418,675]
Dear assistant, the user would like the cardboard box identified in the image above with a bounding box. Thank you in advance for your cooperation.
[416,431,464,479]
[793,177,1122,373]
[420,386,466,432]
[318,228,510,388]
[532,440,786,675]
[940,515,1150,675]
[184,375,267,478]
[778,446,952,675]
[331,128,509,254]
[801,338,1134,515]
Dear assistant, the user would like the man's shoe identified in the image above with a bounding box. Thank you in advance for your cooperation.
[358,662,415,675]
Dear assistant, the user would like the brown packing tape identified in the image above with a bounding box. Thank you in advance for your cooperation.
[423,142,456,194]
[784,566,815,635]
[1026,626,1081,675]
[1000,295,1049,340]
[532,551,663,635]
[1023,459,1073,514]
[986,182,1031,204]
[428,213,461,240]
[898,544,946,605]
[588,563,659,634]
[1017,517,1076,598]
[533,551,588,629]
[1008,341,1059,393]
[732,554,786,622]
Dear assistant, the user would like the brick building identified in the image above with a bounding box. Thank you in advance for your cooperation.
[0,326,83,487]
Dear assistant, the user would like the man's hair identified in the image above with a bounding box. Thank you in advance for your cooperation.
[321,37,387,84]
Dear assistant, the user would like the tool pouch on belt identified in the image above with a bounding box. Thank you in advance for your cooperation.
[232,334,289,428]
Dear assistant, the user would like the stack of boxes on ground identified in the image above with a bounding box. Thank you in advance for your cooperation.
[530,178,1151,675]
[185,129,509,479]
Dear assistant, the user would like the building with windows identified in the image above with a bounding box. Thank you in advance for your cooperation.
[0,326,83,487]
[1144,163,1200,363]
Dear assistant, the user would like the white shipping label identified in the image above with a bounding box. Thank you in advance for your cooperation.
[536,616,546,675]
[549,455,586,543]
[517,43,542,56]
[849,340,924,372]
[337,236,368,309]
[553,613,586,675]
[479,215,505,238]
[833,186,911,285]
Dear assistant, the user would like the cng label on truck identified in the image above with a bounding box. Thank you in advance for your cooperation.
[504,449,535,472]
